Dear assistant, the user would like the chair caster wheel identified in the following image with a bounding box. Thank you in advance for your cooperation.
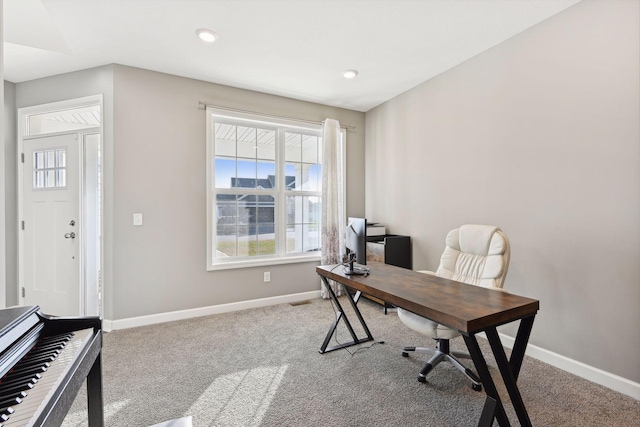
[472,383,482,392]
[417,375,427,383]
[402,352,409,357]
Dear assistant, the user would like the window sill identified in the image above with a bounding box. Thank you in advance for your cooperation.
[207,253,321,271]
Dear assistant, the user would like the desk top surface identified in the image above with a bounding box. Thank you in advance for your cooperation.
[317,262,539,334]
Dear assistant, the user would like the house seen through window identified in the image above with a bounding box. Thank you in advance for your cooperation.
[207,109,323,269]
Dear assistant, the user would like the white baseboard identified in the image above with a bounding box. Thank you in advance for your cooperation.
[102,290,321,332]
[496,332,640,401]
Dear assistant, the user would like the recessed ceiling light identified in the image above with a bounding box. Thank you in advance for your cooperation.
[343,70,359,79]
[196,28,218,43]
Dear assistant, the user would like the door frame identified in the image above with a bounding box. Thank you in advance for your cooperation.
[17,95,103,316]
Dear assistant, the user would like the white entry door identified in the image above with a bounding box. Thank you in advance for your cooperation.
[22,133,80,316]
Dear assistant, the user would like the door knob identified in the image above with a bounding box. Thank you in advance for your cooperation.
[64,232,76,239]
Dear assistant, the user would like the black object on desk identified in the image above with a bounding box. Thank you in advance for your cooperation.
[366,234,412,270]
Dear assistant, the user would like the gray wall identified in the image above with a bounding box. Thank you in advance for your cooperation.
[110,65,364,320]
[3,81,16,305]
[365,0,639,383]
[11,65,365,321]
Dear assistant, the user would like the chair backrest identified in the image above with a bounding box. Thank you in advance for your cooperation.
[435,224,510,289]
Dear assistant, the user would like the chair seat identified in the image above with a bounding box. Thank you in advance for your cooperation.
[397,308,460,340]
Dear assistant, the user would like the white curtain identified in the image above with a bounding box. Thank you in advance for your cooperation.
[320,118,346,298]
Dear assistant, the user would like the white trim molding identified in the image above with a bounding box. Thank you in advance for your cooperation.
[0,0,6,309]
[497,332,640,401]
[103,290,321,332]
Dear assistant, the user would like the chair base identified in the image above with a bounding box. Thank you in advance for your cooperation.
[402,339,482,391]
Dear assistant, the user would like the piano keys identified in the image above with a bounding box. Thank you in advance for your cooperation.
[0,306,104,426]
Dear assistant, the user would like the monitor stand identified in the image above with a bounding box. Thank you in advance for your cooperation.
[345,260,369,275]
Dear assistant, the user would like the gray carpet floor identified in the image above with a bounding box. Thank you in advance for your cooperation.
[62,297,639,426]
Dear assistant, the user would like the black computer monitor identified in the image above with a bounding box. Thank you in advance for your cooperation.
[345,217,368,275]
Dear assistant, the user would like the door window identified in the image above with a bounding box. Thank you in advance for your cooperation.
[33,149,67,189]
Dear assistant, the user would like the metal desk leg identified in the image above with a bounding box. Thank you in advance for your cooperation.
[463,334,510,427]
[485,316,536,427]
[343,287,374,341]
[478,396,498,427]
[509,315,536,381]
[319,276,374,354]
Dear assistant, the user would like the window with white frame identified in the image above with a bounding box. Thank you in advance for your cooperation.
[33,149,67,189]
[207,108,325,269]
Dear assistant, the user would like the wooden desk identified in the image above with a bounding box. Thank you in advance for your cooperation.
[317,262,539,427]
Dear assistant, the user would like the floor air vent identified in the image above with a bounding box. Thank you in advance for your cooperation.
[290,300,311,306]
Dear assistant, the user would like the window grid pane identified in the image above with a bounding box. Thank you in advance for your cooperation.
[216,124,279,191]
[215,123,236,157]
[285,131,322,192]
[286,195,321,253]
[214,157,236,189]
[237,126,256,158]
[32,149,67,189]
[256,203,276,256]
[215,193,278,258]
[301,135,318,163]
[256,129,276,160]
[284,132,302,162]
[57,149,66,167]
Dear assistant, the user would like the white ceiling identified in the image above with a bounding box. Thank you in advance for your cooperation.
[4,0,582,112]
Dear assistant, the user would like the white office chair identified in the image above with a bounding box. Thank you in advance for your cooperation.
[398,224,510,391]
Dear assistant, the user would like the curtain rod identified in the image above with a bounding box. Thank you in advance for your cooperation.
[198,101,356,131]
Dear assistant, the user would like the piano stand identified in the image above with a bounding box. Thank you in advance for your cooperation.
[86,347,104,426]
[0,306,104,426]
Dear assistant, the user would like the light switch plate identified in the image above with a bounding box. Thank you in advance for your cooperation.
[133,213,143,226]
